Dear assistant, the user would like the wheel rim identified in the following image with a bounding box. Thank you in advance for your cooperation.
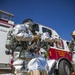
[65,64,70,75]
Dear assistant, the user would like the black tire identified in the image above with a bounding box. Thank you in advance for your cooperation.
[58,60,71,75]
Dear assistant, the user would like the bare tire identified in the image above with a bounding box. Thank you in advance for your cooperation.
[58,60,71,75]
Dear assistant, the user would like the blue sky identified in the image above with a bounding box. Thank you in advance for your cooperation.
[0,0,75,41]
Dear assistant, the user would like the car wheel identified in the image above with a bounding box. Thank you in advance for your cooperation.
[58,60,71,75]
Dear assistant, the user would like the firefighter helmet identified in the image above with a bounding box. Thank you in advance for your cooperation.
[22,18,33,24]
[72,30,75,36]
[71,30,75,40]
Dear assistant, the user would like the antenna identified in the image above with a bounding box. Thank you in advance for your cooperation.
[0,10,14,20]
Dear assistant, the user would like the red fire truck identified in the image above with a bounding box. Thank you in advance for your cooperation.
[34,23,75,75]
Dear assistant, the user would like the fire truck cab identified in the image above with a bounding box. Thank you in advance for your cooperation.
[34,23,74,75]
[0,10,14,72]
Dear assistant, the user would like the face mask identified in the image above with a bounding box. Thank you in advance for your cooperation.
[25,24,29,28]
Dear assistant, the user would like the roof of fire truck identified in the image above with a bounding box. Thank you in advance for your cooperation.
[0,10,14,26]
[35,22,60,39]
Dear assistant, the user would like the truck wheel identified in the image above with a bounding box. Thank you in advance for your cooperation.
[58,60,71,75]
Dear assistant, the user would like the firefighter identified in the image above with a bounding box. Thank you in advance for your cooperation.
[27,31,50,75]
[6,18,49,75]
[70,30,75,63]
[69,30,75,71]
[5,18,38,75]
[28,30,57,75]
[70,30,75,51]
[12,18,41,75]
[24,20,49,75]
